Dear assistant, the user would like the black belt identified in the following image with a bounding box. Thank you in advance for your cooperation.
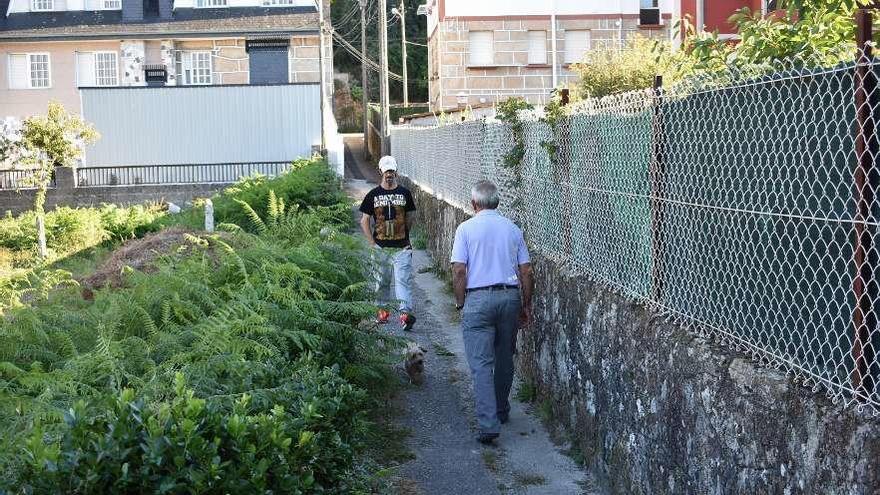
[466,284,519,293]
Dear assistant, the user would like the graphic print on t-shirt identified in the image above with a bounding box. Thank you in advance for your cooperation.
[373,193,408,242]
[359,186,417,248]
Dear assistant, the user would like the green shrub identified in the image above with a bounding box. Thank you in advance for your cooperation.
[0,158,399,492]
[19,369,369,494]
[572,36,677,98]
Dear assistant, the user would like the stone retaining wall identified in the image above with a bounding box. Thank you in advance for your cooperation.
[0,168,227,215]
[402,177,880,495]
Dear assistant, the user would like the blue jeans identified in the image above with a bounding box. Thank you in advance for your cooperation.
[461,287,521,435]
[372,247,413,313]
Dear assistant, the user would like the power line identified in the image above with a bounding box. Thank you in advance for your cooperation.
[329,26,404,81]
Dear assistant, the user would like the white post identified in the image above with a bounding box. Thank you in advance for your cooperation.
[359,0,371,161]
[36,216,47,258]
[400,0,409,107]
[204,199,214,232]
[379,0,391,155]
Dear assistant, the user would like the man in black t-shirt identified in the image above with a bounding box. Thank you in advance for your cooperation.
[359,156,418,330]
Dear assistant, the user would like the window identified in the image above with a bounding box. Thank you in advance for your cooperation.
[468,31,494,67]
[76,52,118,87]
[527,31,547,65]
[564,30,590,64]
[639,0,660,25]
[95,52,118,86]
[8,54,51,89]
[31,0,53,10]
[263,0,296,5]
[102,0,121,8]
[145,65,168,85]
[195,0,226,7]
[763,0,778,13]
[28,54,50,88]
[177,51,213,85]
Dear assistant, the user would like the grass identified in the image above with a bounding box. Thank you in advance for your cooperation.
[538,399,554,423]
[409,225,427,250]
[432,342,455,357]
[481,450,500,472]
[48,244,114,279]
[513,473,547,486]
[515,381,538,403]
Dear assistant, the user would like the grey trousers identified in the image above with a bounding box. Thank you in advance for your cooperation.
[461,287,521,435]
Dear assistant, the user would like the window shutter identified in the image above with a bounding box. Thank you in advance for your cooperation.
[468,31,494,66]
[528,31,547,65]
[76,52,96,87]
[8,54,28,89]
[564,30,591,64]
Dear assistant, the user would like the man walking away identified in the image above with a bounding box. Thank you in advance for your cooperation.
[359,156,418,331]
[451,180,533,444]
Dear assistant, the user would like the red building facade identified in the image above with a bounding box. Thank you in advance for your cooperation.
[681,0,766,36]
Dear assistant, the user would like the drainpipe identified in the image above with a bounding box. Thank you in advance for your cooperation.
[550,0,558,88]
[696,0,704,32]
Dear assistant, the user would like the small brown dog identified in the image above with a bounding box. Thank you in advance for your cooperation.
[404,341,428,385]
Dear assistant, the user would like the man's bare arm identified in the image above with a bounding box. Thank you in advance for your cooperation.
[360,213,375,246]
[452,262,468,308]
[406,212,416,245]
[518,262,534,325]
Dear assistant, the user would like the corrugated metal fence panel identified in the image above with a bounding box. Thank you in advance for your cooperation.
[81,84,321,166]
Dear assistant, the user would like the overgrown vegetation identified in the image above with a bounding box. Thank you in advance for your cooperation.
[567,0,877,101]
[0,158,401,493]
[0,102,99,259]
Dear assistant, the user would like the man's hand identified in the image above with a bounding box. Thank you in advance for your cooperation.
[519,304,532,328]
[452,262,467,309]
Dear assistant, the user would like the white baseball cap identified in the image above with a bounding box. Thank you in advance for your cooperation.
[378,156,398,173]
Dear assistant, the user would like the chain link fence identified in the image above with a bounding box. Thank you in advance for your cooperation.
[391,51,880,414]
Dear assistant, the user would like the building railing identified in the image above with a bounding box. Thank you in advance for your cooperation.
[76,162,292,187]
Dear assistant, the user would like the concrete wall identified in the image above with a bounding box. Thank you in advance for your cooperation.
[401,176,880,495]
[0,167,227,214]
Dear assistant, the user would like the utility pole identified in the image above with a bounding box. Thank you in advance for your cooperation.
[317,0,327,151]
[395,1,409,107]
[358,0,370,161]
[378,0,391,155]
[550,0,558,88]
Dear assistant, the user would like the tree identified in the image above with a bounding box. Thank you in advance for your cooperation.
[684,0,877,69]
[330,0,428,103]
[572,36,678,99]
[11,102,99,258]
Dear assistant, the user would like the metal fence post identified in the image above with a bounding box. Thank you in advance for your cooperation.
[852,7,878,399]
[557,89,574,259]
[650,75,666,303]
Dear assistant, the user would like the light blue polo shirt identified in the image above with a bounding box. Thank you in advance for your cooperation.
[450,209,530,289]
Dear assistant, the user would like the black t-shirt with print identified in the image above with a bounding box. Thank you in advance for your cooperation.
[359,185,417,248]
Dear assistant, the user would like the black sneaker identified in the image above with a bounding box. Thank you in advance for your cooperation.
[476,432,499,445]
[400,313,417,332]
